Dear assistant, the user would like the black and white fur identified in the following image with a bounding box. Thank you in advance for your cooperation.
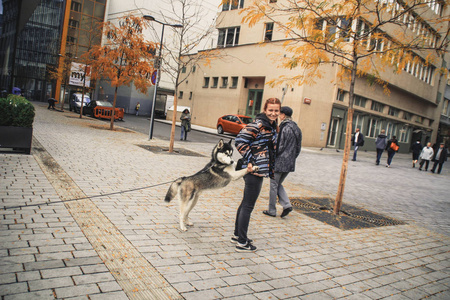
[165,139,258,231]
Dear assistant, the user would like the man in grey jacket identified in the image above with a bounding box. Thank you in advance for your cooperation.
[263,106,302,218]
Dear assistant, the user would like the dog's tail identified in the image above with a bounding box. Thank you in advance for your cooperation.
[165,178,182,202]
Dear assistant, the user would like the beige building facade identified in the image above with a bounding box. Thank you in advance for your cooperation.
[176,1,448,153]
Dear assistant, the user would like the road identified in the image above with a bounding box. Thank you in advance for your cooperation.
[112,114,227,144]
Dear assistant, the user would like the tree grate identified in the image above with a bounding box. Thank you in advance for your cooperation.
[290,197,406,230]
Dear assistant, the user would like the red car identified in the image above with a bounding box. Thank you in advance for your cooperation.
[217,114,253,135]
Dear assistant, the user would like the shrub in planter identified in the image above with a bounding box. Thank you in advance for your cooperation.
[0,95,35,154]
[0,95,35,127]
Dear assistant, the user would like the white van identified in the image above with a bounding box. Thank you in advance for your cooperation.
[69,93,91,113]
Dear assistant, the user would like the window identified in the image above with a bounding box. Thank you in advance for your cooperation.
[222,0,244,12]
[352,114,365,134]
[192,66,196,73]
[336,89,345,101]
[221,77,228,88]
[231,77,238,88]
[265,22,274,42]
[388,106,399,117]
[367,117,381,138]
[269,0,277,3]
[403,112,412,121]
[179,91,183,99]
[218,27,240,48]
[399,125,411,143]
[339,18,351,42]
[442,99,450,116]
[189,92,192,100]
[181,66,186,73]
[415,116,424,124]
[71,1,82,12]
[354,95,366,107]
[212,77,218,88]
[371,101,384,113]
[68,19,79,28]
[203,77,210,88]
[385,122,398,138]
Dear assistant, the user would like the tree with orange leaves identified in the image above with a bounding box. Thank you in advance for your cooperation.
[84,15,157,130]
[239,0,449,214]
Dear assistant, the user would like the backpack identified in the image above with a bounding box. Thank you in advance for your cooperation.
[390,141,399,151]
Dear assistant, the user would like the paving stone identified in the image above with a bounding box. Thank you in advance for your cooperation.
[54,283,100,298]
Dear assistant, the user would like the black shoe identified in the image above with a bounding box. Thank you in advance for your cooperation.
[352,159,356,161]
[431,170,434,173]
[280,207,293,218]
[235,241,257,252]
[263,210,276,217]
[230,235,253,244]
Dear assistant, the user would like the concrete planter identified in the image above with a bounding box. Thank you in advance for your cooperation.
[0,126,33,154]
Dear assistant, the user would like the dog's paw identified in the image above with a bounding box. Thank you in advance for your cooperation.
[251,166,260,172]
[180,225,188,231]
[186,221,194,226]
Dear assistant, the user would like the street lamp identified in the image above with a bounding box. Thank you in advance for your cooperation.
[144,15,183,140]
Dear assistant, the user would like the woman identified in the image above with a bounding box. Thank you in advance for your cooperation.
[180,109,191,141]
[232,98,281,252]
[386,135,399,168]
[411,140,423,168]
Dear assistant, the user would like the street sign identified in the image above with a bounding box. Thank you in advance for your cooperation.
[151,70,157,85]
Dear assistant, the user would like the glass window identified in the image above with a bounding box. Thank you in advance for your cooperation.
[203,77,210,88]
[82,0,94,15]
[217,27,240,48]
[399,125,411,143]
[265,23,274,42]
[354,95,366,107]
[403,111,412,120]
[221,77,228,88]
[388,106,399,117]
[231,77,238,88]
[371,100,384,113]
[336,89,345,101]
[367,117,381,138]
[71,1,82,12]
[182,66,186,73]
[179,91,183,99]
[212,77,218,88]
[352,114,365,134]
[189,92,192,100]
[222,0,244,11]
[94,3,105,18]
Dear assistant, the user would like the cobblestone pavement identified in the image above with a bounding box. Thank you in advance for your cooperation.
[1,103,449,299]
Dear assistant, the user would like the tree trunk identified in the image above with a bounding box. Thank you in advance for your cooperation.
[169,94,178,153]
[334,61,358,215]
[110,86,118,130]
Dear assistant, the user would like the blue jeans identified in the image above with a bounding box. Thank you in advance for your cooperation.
[180,125,187,140]
[387,150,395,165]
[352,146,359,160]
[234,174,264,244]
[376,149,384,164]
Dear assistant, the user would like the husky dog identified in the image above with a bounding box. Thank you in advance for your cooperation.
[165,139,259,231]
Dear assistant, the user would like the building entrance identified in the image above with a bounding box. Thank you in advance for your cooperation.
[246,89,264,119]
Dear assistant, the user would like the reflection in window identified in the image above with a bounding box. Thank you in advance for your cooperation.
[218,27,240,48]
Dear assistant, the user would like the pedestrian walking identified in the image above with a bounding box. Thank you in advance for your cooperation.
[180,108,191,141]
[411,140,423,168]
[375,129,388,165]
[233,98,281,253]
[47,98,56,110]
[264,106,302,218]
[135,102,140,116]
[430,143,448,174]
[351,128,364,161]
[419,142,434,171]
[386,136,399,167]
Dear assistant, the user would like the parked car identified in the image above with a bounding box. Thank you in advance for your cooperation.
[217,114,253,135]
[83,100,124,121]
[69,93,91,113]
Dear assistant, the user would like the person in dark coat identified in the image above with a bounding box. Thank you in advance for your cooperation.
[431,143,448,174]
[375,129,387,165]
[263,106,302,218]
[351,128,364,161]
[386,136,399,167]
[411,140,423,168]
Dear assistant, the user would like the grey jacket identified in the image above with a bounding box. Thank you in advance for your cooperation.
[274,118,302,173]
[375,134,387,150]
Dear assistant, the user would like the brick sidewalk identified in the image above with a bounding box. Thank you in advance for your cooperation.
[1,103,449,299]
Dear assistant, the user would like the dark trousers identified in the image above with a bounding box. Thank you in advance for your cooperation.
[234,174,264,244]
[387,150,395,166]
[431,161,444,174]
[419,159,430,170]
[376,149,384,164]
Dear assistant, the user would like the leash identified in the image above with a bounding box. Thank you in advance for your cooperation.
[1,180,174,210]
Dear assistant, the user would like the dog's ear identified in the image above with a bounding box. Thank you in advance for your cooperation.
[217,139,224,149]
[228,139,233,145]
